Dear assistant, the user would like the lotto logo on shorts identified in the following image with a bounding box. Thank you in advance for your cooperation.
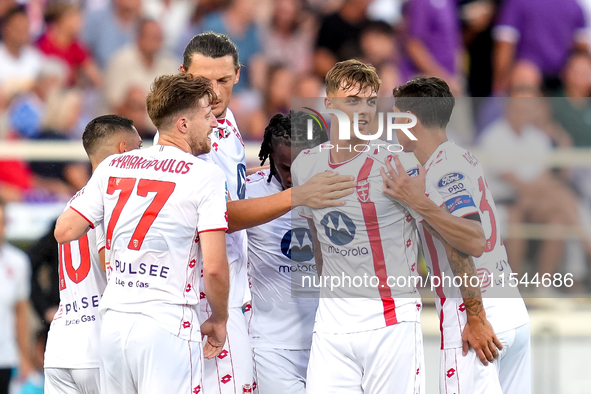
[193,386,201,393]
[183,321,191,329]
[406,239,412,247]
[218,350,228,359]
[446,368,456,378]
[459,303,466,312]
[221,374,232,384]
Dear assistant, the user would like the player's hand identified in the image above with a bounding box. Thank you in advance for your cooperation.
[292,171,355,208]
[200,318,227,359]
[380,156,427,209]
[462,316,503,366]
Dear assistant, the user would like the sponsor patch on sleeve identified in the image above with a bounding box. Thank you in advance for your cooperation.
[406,167,419,177]
[445,195,475,213]
[438,172,465,188]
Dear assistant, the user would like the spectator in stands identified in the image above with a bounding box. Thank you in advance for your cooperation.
[260,0,316,75]
[142,0,195,55]
[36,2,102,88]
[552,52,591,147]
[401,0,462,95]
[114,85,156,139]
[359,21,400,97]
[27,89,90,200]
[174,0,225,58]
[478,85,588,279]
[104,19,177,114]
[294,73,323,98]
[0,199,34,392]
[552,52,591,207]
[83,0,141,69]
[9,59,67,140]
[493,0,588,93]
[0,0,17,41]
[314,0,370,77]
[0,6,43,100]
[248,65,295,139]
[201,0,266,93]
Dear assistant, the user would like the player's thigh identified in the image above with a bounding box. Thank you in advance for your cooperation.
[69,369,100,394]
[253,348,309,394]
[360,322,424,394]
[306,331,362,394]
[498,324,531,394]
[45,368,80,394]
[99,310,135,394]
[439,347,502,394]
[202,307,253,394]
[124,314,203,394]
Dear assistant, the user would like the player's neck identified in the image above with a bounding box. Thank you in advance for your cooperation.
[329,133,366,164]
[157,132,192,154]
[413,128,448,166]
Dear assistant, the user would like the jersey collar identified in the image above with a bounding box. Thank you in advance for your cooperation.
[424,140,454,171]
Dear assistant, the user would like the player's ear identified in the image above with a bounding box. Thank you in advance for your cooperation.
[179,64,186,74]
[177,116,189,134]
[234,65,241,85]
[325,97,331,109]
[118,140,127,153]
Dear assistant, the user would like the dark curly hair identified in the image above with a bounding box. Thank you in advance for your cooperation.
[259,111,328,183]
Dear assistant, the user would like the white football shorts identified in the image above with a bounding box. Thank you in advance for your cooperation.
[44,368,100,394]
[99,309,203,394]
[440,323,531,394]
[252,348,310,394]
[306,321,425,394]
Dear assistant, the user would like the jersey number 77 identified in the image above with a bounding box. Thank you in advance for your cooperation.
[105,177,175,251]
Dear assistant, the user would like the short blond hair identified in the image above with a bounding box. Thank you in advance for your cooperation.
[146,73,217,129]
[325,59,380,95]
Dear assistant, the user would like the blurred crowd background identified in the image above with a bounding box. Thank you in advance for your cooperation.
[2,0,591,392]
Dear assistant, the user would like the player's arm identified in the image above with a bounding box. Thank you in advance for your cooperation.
[15,300,33,377]
[381,157,485,257]
[54,208,93,244]
[226,171,355,233]
[425,223,502,365]
[307,219,323,276]
[99,248,106,272]
[199,230,229,359]
[246,165,269,176]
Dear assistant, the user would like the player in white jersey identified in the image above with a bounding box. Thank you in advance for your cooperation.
[44,115,142,394]
[54,74,230,394]
[383,77,530,394]
[291,60,448,394]
[175,32,355,394]
[246,111,328,394]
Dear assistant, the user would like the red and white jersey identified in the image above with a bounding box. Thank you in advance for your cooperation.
[44,191,107,369]
[245,170,318,349]
[419,140,529,349]
[292,144,442,334]
[155,108,248,308]
[200,108,248,308]
[69,145,228,341]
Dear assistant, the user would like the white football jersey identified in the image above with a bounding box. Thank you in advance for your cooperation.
[418,140,529,349]
[44,191,107,369]
[155,108,248,308]
[292,144,443,334]
[69,145,228,341]
[245,170,319,350]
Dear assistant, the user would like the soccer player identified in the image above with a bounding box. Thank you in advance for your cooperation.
[175,32,354,393]
[44,115,141,394]
[291,59,446,394]
[246,111,327,394]
[383,76,530,394]
[54,73,230,394]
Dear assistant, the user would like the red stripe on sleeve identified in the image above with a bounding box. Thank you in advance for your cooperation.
[70,207,95,229]
[198,227,228,234]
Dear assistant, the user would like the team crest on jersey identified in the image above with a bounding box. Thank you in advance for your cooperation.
[133,239,139,248]
[356,179,370,202]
